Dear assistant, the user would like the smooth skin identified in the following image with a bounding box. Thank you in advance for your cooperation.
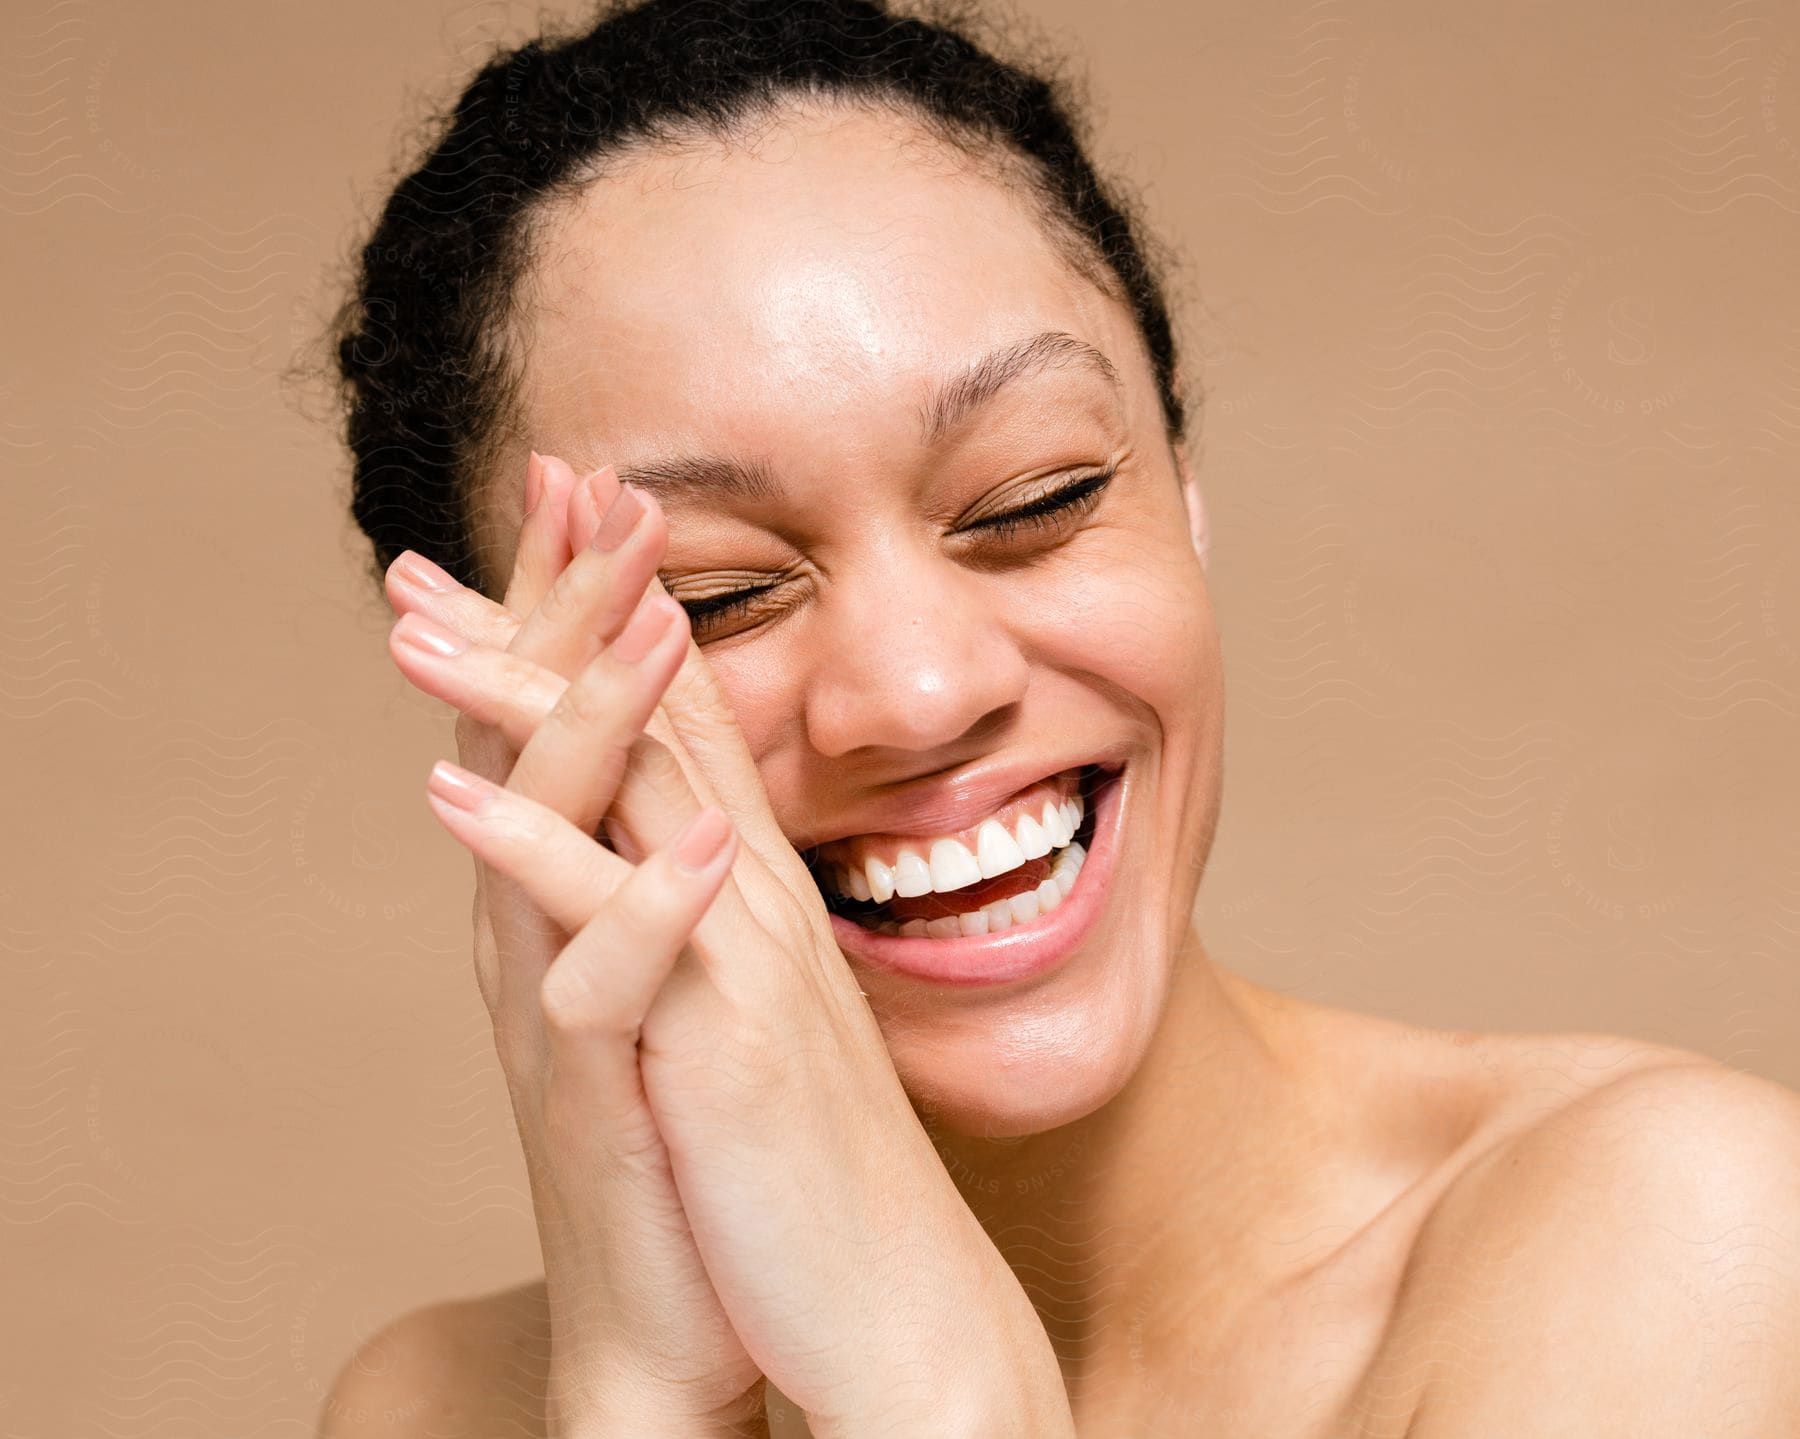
[322,101,1800,1438]
[358,453,1071,1438]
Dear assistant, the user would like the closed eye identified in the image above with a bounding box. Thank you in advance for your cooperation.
[676,583,779,632]
[670,466,1118,638]
[965,466,1116,538]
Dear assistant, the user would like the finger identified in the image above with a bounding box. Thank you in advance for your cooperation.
[554,482,752,842]
[443,668,569,1061]
[383,456,595,676]
[538,806,737,1097]
[384,451,577,641]
[601,734,710,864]
[563,453,613,551]
[425,758,628,938]
[507,589,692,838]
[388,457,766,875]
[432,728,764,1031]
[385,549,520,652]
[389,611,566,752]
[390,607,703,870]
[648,602,795,864]
[503,451,582,619]
[509,474,665,679]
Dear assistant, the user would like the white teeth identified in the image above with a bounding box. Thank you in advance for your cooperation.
[865,856,895,904]
[892,849,933,899]
[1014,811,1051,860]
[928,838,983,893]
[975,817,1027,879]
[867,841,1088,939]
[825,778,1090,903]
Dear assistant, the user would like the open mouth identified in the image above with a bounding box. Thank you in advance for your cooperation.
[806,762,1113,936]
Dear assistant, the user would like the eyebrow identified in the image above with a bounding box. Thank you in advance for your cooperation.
[607,329,1122,506]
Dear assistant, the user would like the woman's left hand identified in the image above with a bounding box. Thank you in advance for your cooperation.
[386,457,1075,1438]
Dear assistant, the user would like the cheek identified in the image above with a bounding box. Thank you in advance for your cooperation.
[696,644,793,765]
[698,526,1217,803]
[1033,533,1215,712]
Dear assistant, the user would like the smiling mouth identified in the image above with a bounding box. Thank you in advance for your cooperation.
[805,763,1110,935]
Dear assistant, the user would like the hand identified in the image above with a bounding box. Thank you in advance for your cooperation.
[389,453,1076,1438]
[386,452,766,1437]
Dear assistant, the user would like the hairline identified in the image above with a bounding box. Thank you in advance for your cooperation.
[465,91,1131,597]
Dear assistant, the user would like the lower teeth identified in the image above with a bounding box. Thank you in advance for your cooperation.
[866,841,1087,937]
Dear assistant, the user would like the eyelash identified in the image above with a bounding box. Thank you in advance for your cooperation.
[970,466,1116,539]
[676,466,1118,634]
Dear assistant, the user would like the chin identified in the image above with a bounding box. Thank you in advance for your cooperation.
[869,729,1222,1145]
[894,998,1164,1141]
[867,758,1186,1143]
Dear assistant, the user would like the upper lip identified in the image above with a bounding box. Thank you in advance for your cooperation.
[794,746,1127,861]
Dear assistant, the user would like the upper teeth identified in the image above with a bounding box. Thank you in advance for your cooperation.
[824,792,1084,902]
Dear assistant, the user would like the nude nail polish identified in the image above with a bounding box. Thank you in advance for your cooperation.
[394,551,454,593]
[593,484,646,553]
[395,612,467,658]
[428,759,492,812]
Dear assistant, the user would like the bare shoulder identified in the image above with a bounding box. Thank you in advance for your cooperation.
[1380,1037,1800,1436]
[316,1279,550,1438]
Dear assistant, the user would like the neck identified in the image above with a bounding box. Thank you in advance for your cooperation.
[922,927,1330,1403]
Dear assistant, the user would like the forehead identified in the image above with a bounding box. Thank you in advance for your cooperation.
[513,103,1134,459]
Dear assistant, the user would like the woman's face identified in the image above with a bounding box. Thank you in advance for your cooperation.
[504,102,1224,1138]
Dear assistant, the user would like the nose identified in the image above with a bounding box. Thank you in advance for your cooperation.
[801,555,1030,761]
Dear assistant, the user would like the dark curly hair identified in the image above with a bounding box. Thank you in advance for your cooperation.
[325,0,1196,602]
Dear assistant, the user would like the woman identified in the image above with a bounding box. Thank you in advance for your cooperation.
[318,1,1800,1434]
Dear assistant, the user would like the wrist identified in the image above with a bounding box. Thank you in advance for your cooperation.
[551,1407,766,1439]
[802,1352,1074,1439]
[806,1391,1074,1439]
[550,1373,769,1439]
[803,1223,1074,1438]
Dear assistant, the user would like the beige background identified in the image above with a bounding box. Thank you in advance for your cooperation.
[4,0,1798,1430]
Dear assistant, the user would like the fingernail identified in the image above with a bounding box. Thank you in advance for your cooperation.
[566,464,601,547]
[612,592,678,662]
[673,807,731,873]
[428,759,493,812]
[524,450,545,516]
[395,612,467,658]
[393,551,455,594]
[592,483,646,553]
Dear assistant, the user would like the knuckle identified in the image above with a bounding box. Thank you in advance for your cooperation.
[628,733,682,785]
[539,967,601,1039]
[458,681,518,736]
[531,558,603,632]
[553,665,627,738]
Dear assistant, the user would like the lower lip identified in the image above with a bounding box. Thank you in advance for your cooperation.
[830,766,1127,988]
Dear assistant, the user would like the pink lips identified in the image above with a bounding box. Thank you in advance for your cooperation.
[829,766,1126,988]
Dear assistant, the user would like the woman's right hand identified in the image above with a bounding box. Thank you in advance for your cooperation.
[385,453,766,1437]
